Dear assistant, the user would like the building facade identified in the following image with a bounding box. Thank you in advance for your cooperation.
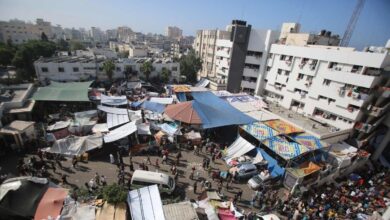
[261,44,390,133]
[0,18,52,44]
[166,26,182,40]
[34,56,180,82]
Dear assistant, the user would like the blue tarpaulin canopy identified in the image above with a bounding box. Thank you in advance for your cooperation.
[191,92,256,129]
[131,101,144,108]
[258,148,285,177]
[176,93,187,102]
[142,101,165,113]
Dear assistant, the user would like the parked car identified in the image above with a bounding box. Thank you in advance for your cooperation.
[248,173,281,190]
[231,163,258,180]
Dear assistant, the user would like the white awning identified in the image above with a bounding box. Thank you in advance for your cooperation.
[101,94,128,106]
[128,185,165,220]
[98,105,142,129]
[149,97,173,105]
[224,136,255,161]
[98,105,128,114]
[195,78,210,87]
[47,121,70,131]
[107,113,129,129]
[137,123,151,135]
[92,123,109,133]
[44,134,103,156]
[104,121,137,143]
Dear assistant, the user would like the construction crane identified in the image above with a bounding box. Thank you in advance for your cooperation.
[340,0,366,47]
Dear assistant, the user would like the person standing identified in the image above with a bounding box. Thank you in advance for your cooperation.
[237,189,243,201]
[146,156,152,165]
[194,145,198,155]
[72,156,78,169]
[109,154,115,164]
[217,181,223,194]
[155,158,160,168]
[100,175,107,186]
[129,162,134,172]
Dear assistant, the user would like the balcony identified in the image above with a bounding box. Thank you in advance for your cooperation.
[245,55,261,65]
[243,68,259,78]
[209,77,227,91]
[278,60,293,71]
[325,69,377,88]
[367,102,390,117]
[241,80,257,89]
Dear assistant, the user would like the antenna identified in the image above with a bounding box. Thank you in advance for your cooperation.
[340,0,365,47]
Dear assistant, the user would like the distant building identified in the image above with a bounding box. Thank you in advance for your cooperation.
[117,26,133,42]
[166,26,182,40]
[0,18,52,44]
[129,43,148,57]
[34,56,180,82]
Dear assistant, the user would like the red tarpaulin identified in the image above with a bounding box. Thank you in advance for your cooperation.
[34,187,68,220]
[165,101,202,124]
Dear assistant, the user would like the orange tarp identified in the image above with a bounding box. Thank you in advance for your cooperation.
[165,101,202,124]
[301,162,321,175]
[264,119,303,134]
[34,187,68,220]
[172,85,191,93]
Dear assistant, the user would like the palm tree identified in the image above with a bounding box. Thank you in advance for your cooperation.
[161,67,171,83]
[103,60,115,81]
[140,61,154,82]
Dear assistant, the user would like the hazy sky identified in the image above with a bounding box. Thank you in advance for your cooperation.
[0,0,389,49]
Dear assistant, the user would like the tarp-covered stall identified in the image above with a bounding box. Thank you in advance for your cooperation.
[104,121,137,143]
[191,92,256,129]
[101,94,128,106]
[224,136,255,162]
[150,97,174,105]
[33,81,92,102]
[142,101,165,113]
[291,133,329,151]
[262,136,311,160]
[0,177,49,219]
[241,122,279,142]
[44,134,103,156]
[127,185,165,220]
[163,201,199,220]
[165,101,202,124]
[34,187,68,220]
[263,119,303,135]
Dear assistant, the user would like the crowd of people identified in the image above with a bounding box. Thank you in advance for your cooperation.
[277,166,389,220]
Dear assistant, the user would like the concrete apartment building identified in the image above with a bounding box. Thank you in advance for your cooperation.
[34,56,180,82]
[194,20,279,93]
[166,26,182,40]
[0,18,52,44]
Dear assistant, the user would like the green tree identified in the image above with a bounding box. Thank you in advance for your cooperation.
[102,60,115,81]
[140,61,155,82]
[179,49,202,83]
[161,67,171,83]
[56,39,69,51]
[70,41,85,51]
[0,43,16,66]
[102,183,127,204]
[12,40,57,80]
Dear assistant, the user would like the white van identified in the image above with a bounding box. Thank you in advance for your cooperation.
[131,170,176,194]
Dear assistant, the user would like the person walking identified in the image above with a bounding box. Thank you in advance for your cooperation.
[100,175,107,186]
[237,189,243,201]
[162,154,167,164]
[129,162,134,172]
[217,181,223,194]
[72,156,78,169]
[155,158,160,168]
[194,145,198,155]
[109,154,115,164]
[146,156,152,165]
[193,181,197,194]
[61,174,68,185]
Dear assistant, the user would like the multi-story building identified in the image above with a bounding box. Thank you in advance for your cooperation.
[261,43,390,133]
[129,43,148,57]
[0,18,52,44]
[166,26,182,40]
[194,20,279,93]
[90,27,107,42]
[117,26,133,42]
[34,56,180,82]
[193,29,230,81]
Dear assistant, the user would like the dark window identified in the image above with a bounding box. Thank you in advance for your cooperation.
[41,67,48,72]
[277,69,282,75]
[58,67,64,72]
[73,67,79,72]
[172,66,178,71]
[328,62,337,69]
[116,67,121,71]
[323,79,331,86]
[266,66,271,71]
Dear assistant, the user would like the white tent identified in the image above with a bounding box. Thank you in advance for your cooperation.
[47,121,70,131]
[224,136,256,162]
[107,113,129,129]
[101,94,128,106]
[128,185,165,220]
[149,97,173,105]
[92,123,109,133]
[137,123,151,135]
[104,121,137,143]
[44,134,103,156]
[98,105,142,129]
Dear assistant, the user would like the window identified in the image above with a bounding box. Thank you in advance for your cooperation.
[328,62,337,69]
[323,79,331,86]
[277,69,282,75]
[41,67,48,72]
[58,67,64,72]
[297,73,304,80]
[280,55,286,61]
[306,75,313,81]
[351,65,361,73]
[73,67,79,72]
[266,66,271,71]
[172,66,177,71]
[285,71,290,76]
[116,67,121,72]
